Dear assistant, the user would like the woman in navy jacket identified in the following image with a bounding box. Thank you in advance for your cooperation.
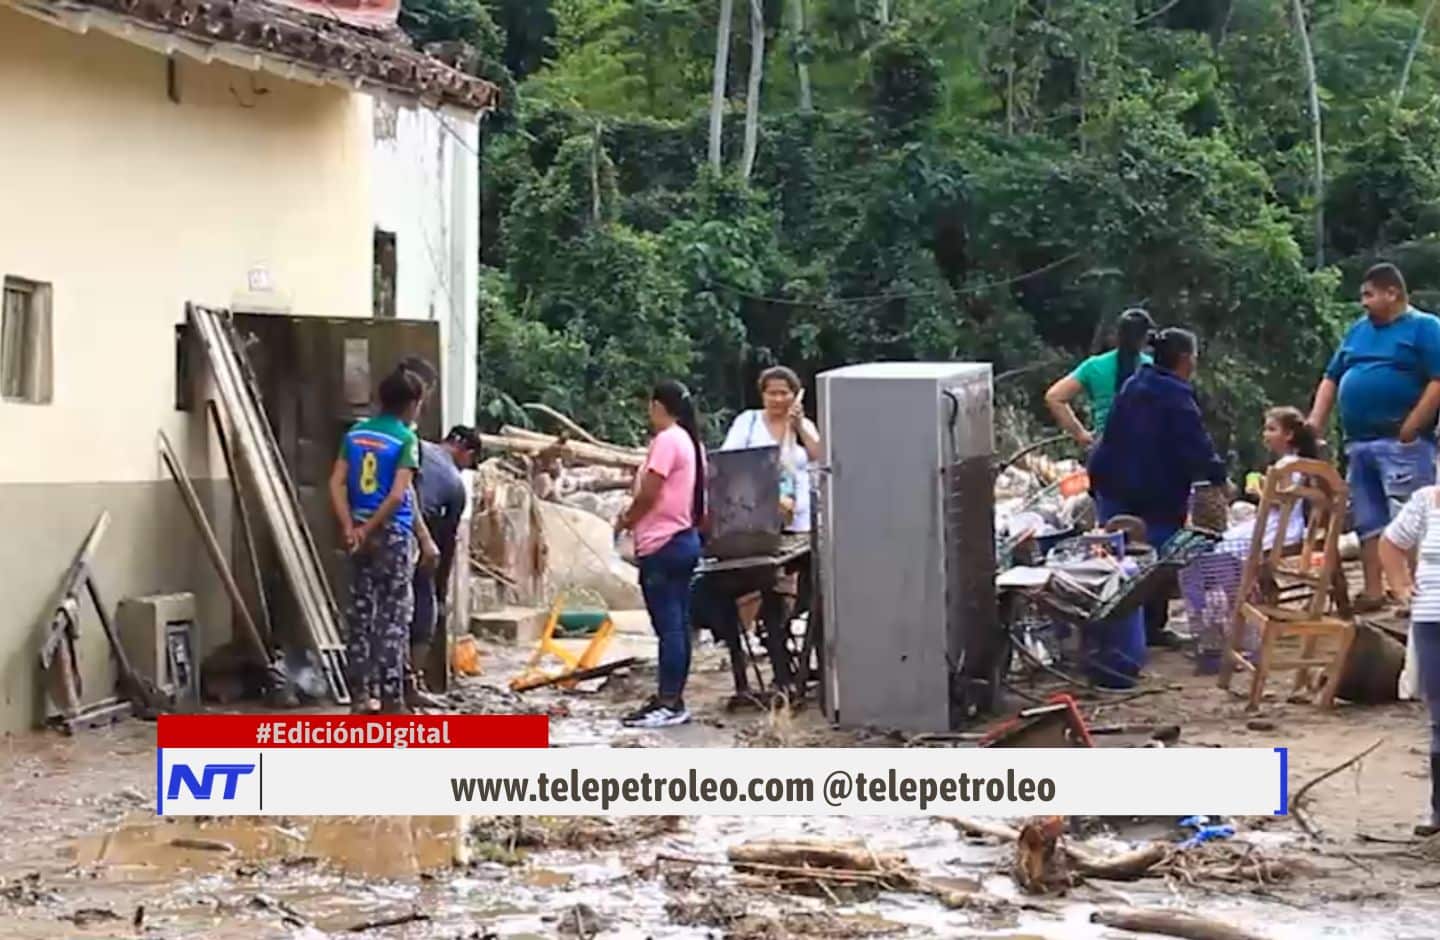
[1087,328,1229,645]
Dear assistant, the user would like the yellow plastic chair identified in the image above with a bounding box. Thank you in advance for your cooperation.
[509,594,616,692]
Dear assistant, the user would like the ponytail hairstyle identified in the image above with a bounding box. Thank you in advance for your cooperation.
[651,380,706,523]
[1114,308,1156,394]
[1266,406,1319,460]
[1150,327,1198,372]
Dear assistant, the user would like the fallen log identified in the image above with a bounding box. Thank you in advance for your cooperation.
[726,839,907,873]
[1091,907,1267,940]
[936,818,1167,882]
[569,476,634,493]
[500,424,644,458]
[1067,842,1169,881]
[936,816,1019,842]
[480,433,644,470]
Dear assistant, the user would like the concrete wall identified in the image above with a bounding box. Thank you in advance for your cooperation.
[371,100,480,430]
[0,7,374,732]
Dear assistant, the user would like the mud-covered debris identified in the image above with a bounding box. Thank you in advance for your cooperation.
[780,912,909,937]
[0,872,61,907]
[680,906,910,940]
[469,815,680,857]
[448,681,533,715]
[248,893,308,927]
[551,902,613,936]
[62,907,121,927]
[666,895,749,927]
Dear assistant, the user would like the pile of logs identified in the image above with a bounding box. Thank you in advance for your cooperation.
[483,426,643,471]
[482,403,644,473]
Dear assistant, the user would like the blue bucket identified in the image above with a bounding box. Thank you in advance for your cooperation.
[1083,606,1147,689]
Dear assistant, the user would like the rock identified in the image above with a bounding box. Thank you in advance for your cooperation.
[538,501,643,610]
[469,607,548,645]
[1246,719,1276,732]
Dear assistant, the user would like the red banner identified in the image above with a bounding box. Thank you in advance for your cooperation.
[157,715,549,748]
[269,0,400,31]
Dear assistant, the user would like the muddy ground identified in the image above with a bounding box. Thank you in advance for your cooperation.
[3,622,1440,939]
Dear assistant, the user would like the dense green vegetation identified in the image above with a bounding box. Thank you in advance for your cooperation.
[404,0,1440,470]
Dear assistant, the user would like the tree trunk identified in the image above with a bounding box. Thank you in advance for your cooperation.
[709,0,735,170]
[741,0,766,179]
[1290,0,1325,268]
[792,0,813,112]
[877,0,890,26]
[1397,0,1439,104]
[1005,0,1019,136]
[589,121,602,224]
[1091,908,1266,940]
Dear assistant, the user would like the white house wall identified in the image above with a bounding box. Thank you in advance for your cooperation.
[371,102,480,431]
[0,6,374,732]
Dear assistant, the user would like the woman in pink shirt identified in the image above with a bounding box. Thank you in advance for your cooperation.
[615,380,706,728]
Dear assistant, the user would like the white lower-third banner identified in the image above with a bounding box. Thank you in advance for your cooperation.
[157,741,1287,817]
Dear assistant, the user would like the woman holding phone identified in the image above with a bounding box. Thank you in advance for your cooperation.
[720,366,822,532]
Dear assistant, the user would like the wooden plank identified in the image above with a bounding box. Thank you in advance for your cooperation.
[206,399,275,648]
[188,305,349,703]
[157,430,269,664]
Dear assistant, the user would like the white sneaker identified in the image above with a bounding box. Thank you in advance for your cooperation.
[621,698,691,728]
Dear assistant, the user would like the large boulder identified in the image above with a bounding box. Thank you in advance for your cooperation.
[537,500,644,611]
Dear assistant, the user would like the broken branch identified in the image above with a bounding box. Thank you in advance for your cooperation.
[523,403,605,446]
[347,911,431,932]
[657,852,907,888]
[1292,737,1386,818]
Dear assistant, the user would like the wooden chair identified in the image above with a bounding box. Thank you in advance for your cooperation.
[1218,459,1356,710]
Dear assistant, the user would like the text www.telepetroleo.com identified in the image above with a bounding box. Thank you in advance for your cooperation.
[154,716,1290,818]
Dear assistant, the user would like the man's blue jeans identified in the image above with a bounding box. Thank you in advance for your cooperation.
[1346,438,1437,540]
[638,529,702,701]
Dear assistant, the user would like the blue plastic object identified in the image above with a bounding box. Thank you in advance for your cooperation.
[1083,606,1146,689]
[1177,816,1236,848]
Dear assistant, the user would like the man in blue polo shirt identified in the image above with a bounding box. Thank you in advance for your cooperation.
[1308,263,1440,611]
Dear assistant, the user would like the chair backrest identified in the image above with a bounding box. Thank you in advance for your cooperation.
[1241,459,1348,617]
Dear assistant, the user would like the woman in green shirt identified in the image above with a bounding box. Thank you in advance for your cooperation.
[1045,308,1155,447]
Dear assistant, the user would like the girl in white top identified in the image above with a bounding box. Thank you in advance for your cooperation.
[1217,407,1319,556]
[1381,486,1440,836]
[720,366,822,533]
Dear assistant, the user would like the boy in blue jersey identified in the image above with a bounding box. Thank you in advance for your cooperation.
[329,369,426,714]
